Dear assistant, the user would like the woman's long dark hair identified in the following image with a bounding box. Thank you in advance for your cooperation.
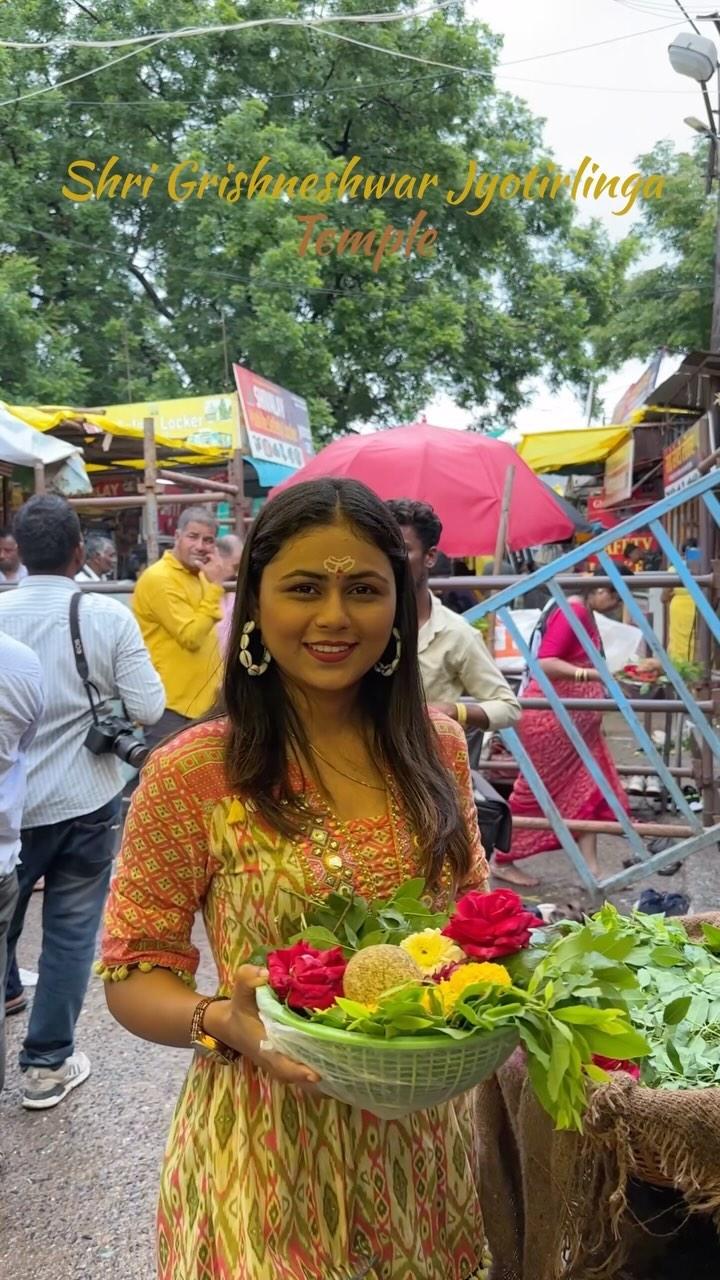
[220,477,473,890]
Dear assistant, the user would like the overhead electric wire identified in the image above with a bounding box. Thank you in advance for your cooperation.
[291,20,681,77]
[614,0,710,15]
[0,38,166,107]
[0,217,439,301]
[2,201,709,312]
[498,20,682,63]
[0,9,688,110]
[52,74,699,108]
[0,6,448,50]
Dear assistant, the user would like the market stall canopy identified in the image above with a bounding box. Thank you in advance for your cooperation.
[637,350,720,417]
[8,404,225,468]
[0,403,79,468]
[0,402,91,493]
[516,426,632,474]
[269,422,576,555]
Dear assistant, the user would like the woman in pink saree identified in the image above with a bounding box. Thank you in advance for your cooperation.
[494,583,629,887]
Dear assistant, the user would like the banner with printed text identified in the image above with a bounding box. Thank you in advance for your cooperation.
[233,364,314,471]
[104,394,241,451]
[663,423,702,496]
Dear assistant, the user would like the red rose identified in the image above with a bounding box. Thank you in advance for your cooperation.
[442,889,537,960]
[592,1055,641,1081]
[267,942,346,1011]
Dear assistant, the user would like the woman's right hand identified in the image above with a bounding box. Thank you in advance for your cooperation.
[207,965,321,1089]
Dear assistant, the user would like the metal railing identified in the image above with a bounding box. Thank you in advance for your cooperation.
[443,468,720,895]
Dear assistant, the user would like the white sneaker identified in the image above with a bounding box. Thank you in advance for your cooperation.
[22,1051,91,1110]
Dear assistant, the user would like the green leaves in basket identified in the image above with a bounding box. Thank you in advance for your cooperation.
[287,878,449,958]
[523,902,720,1095]
[701,922,720,952]
[311,982,447,1039]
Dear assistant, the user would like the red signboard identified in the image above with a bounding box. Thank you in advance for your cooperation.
[584,495,658,567]
[233,365,314,470]
[611,351,663,424]
[92,475,138,498]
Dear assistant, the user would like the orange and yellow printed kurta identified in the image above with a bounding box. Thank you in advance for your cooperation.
[99,711,489,1280]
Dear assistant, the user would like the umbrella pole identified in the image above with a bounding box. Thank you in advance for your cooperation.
[487,464,515,654]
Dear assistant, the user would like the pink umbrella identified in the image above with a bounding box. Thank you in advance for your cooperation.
[270,422,575,556]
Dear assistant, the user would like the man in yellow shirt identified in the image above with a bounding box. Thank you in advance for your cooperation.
[132,507,227,749]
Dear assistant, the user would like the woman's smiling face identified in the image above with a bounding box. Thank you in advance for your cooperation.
[256,519,398,696]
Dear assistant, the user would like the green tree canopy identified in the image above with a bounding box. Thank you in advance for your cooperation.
[0,0,630,436]
[593,140,714,371]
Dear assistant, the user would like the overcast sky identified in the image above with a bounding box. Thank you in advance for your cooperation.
[424,0,709,432]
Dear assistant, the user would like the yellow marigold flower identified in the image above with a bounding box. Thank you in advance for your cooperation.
[435,961,512,1016]
[400,929,465,976]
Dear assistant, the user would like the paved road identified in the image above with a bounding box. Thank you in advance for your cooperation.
[0,905,215,1280]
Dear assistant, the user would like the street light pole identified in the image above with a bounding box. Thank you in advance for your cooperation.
[670,27,720,349]
[708,17,720,350]
[712,161,720,350]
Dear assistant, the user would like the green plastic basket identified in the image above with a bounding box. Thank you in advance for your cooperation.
[256,985,519,1119]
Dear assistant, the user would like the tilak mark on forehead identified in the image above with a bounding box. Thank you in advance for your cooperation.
[323,555,356,575]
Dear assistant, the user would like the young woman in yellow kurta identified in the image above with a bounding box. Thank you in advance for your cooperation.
[99,477,489,1280]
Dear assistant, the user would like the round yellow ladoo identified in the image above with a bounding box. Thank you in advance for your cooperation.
[343,944,422,1005]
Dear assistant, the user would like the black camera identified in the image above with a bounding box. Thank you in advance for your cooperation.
[84,715,150,770]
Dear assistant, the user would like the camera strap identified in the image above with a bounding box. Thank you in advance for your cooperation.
[69,592,101,725]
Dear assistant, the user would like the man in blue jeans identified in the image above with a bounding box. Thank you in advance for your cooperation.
[0,496,165,1109]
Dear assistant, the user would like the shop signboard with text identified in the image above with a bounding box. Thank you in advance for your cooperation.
[601,434,635,507]
[611,350,663,424]
[584,495,658,567]
[663,423,702,496]
[233,364,313,471]
[104,394,241,451]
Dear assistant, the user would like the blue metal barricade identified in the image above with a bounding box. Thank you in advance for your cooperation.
[461,468,720,894]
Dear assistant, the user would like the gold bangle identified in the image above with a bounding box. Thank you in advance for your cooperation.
[190,995,239,1063]
[574,669,584,682]
[455,701,469,726]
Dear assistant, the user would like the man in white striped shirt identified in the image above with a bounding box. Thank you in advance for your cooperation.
[0,496,165,1110]
[0,630,44,1095]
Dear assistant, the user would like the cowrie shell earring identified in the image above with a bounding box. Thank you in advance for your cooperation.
[238,620,271,676]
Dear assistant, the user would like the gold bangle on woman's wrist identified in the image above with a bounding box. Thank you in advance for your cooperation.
[455,701,468,726]
[190,995,239,1064]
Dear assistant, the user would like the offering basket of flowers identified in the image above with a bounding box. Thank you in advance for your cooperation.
[256,884,648,1127]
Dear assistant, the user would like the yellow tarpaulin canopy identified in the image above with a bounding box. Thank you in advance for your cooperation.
[627,403,697,424]
[7,404,225,467]
[516,426,632,473]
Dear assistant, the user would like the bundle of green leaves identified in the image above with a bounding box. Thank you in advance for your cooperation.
[519,905,720,1092]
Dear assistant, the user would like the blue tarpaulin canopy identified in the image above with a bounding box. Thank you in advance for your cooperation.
[244,457,297,488]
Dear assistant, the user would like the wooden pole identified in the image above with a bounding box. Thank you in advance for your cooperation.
[156,469,238,496]
[487,464,516,654]
[143,416,160,565]
[65,492,240,510]
[229,447,248,540]
[33,462,46,494]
